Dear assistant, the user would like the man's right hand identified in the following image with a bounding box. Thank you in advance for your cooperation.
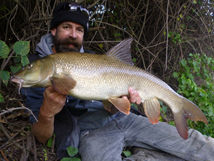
[40,86,67,118]
[32,86,67,143]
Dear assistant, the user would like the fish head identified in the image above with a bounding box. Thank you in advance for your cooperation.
[11,57,54,92]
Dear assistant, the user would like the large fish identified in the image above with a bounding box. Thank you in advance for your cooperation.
[11,38,208,139]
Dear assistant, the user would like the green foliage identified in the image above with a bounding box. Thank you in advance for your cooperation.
[0,93,4,102]
[46,133,55,148]
[43,148,48,161]
[0,40,30,102]
[173,53,214,137]
[167,31,181,44]
[122,150,132,158]
[61,146,81,161]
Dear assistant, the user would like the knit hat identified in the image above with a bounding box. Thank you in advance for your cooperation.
[50,1,89,35]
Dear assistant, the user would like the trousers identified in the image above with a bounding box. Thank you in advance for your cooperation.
[78,112,214,161]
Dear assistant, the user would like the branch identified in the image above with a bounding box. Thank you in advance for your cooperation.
[0,107,38,122]
[165,0,169,71]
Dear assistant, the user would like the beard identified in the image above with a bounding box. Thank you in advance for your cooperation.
[53,35,83,53]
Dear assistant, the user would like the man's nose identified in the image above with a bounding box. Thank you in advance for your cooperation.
[69,29,77,39]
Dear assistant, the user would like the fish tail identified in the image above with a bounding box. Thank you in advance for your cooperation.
[173,97,208,140]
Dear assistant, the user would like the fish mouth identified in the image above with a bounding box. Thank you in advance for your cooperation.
[11,76,24,94]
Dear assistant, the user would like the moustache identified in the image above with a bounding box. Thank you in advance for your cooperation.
[62,39,80,47]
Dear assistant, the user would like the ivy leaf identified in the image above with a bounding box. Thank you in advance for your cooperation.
[13,41,30,56]
[61,158,72,161]
[0,70,10,86]
[21,56,30,66]
[61,158,81,161]
[132,58,136,62]
[98,43,103,49]
[47,133,55,148]
[71,158,81,161]
[162,105,168,113]
[67,146,78,157]
[0,40,10,58]
[122,150,132,158]
[0,93,4,103]
[10,64,21,74]
[173,72,179,78]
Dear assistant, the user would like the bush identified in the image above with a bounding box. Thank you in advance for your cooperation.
[173,53,214,137]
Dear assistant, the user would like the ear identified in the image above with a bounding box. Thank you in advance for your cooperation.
[51,28,56,36]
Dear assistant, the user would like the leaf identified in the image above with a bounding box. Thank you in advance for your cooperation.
[47,133,55,148]
[0,40,10,58]
[61,158,81,161]
[98,43,103,49]
[173,72,179,78]
[14,56,21,63]
[0,93,4,103]
[67,146,78,157]
[162,105,168,113]
[61,158,73,161]
[13,41,30,56]
[132,58,136,62]
[131,103,138,109]
[10,64,21,74]
[47,137,53,148]
[0,70,10,86]
[21,56,30,66]
[122,150,132,158]
[71,158,81,161]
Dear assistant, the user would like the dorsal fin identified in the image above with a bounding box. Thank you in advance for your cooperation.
[106,38,134,65]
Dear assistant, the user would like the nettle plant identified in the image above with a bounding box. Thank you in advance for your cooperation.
[0,40,30,102]
[173,53,214,137]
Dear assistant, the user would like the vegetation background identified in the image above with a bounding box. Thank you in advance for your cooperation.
[0,0,214,160]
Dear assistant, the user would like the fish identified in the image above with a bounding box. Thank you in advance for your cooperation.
[11,38,208,139]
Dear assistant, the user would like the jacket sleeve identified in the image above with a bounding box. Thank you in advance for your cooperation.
[21,87,46,124]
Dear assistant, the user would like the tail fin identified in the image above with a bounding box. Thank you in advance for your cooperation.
[173,98,208,140]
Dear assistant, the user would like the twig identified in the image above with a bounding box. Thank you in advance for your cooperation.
[9,5,19,40]
[13,0,29,22]
[165,0,169,71]
[0,107,38,122]
[0,127,24,150]
[0,150,9,161]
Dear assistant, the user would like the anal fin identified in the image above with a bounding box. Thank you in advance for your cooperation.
[143,98,160,124]
[102,100,119,114]
[108,97,130,115]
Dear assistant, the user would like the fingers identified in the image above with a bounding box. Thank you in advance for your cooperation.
[44,86,67,103]
[128,87,141,105]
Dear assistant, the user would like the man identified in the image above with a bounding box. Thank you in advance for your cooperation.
[21,1,214,161]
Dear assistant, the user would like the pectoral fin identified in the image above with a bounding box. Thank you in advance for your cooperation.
[50,74,76,94]
[143,98,160,124]
[108,97,130,115]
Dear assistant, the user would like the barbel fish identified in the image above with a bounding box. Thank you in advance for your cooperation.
[11,38,208,139]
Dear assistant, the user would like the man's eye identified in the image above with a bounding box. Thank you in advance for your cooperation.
[78,29,84,33]
[64,26,70,29]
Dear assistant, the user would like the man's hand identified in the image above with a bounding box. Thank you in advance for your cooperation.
[32,86,67,143]
[40,86,67,118]
[122,87,141,105]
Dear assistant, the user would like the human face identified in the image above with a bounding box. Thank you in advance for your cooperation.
[51,21,84,53]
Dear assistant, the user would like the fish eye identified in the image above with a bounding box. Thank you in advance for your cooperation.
[27,64,33,70]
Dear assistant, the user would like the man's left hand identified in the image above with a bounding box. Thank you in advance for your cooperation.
[122,87,141,105]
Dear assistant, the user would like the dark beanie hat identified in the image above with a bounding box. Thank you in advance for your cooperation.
[50,1,89,35]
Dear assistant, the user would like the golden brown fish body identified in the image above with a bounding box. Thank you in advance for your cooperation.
[11,38,208,140]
